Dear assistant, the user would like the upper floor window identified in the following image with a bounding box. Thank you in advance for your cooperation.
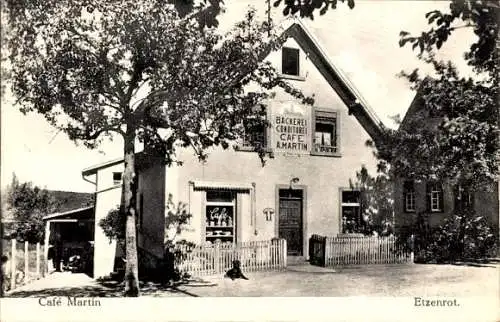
[282,47,300,76]
[313,109,338,156]
[427,182,444,212]
[403,180,416,213]
[241,121,267,149]
[113,172,122,185]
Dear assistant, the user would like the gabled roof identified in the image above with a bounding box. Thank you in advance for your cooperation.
[81,157,124,176]
[399,78,442,133]
[281,19,386,143]
[81,151,155,176]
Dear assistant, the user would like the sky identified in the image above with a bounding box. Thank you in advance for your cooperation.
[0,0,474,193]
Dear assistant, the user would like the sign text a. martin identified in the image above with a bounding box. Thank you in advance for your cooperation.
[270,101,312,155]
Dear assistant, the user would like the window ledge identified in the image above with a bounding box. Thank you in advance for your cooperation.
[235,145,273,153]
[311,151,342,158]
[278,74,306,81]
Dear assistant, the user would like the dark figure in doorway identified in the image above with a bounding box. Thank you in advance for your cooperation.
[1,255,9,296]
[224,260,249,280]
[51,232,63,272]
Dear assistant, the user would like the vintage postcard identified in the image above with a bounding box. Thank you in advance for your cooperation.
[1,1,498,321]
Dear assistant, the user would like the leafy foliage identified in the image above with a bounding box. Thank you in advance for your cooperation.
[381,61,499,191]
[411,210,497,263]
[98,206,124,241]
[162,196,195,284]
[4,174,60,243]
[349,165,394,236]
[399,1,499,79]
[272,0,355,19]
[4,1,312,162]
[164,194,193,243]
[4,1,312,295]
[382,1,500,191]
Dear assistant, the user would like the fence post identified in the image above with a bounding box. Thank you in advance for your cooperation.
[410,234,415,263]
[36,242,41,278]
[10,239,16,290]
[283,239,287,268]
[24,241,29,282]
[214,242,220,274]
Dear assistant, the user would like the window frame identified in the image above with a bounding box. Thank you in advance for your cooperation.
[427,182,444,213]
[204,190,237,244]
[339,188,362,234]
[112,172,122,185]
[403,180,416,213]
[281,47,300,77]
[238,120,269,152]
[311,108,341,157]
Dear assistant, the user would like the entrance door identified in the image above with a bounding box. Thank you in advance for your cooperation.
[278,189,303,256]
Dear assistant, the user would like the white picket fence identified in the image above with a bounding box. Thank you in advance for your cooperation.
[174,239,287,277]
[310,235,413,267]
[2,239,47,293]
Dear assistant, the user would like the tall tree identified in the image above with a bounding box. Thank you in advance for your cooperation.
[3,1,311,296]
[4,174,60,243]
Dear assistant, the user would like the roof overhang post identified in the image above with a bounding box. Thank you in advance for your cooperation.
[44,220,51,275]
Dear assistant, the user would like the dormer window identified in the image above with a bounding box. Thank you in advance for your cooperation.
[282,47,300,76]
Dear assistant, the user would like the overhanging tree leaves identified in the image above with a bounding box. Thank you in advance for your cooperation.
[392,0,499,189]
[272,0,355,19]
[4,1,312,296]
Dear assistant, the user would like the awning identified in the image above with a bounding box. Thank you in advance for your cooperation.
[191,180,253,191]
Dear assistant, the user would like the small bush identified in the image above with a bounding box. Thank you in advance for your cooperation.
[98,207,125,241]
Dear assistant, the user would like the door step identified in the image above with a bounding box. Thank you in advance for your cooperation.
[287,256,307,266]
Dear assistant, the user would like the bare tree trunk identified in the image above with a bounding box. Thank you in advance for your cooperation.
[122,127,140,297]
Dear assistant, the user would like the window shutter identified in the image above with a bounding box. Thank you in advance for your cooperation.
[438,184,444,212]
[403,181,410,212]
[426,182,431,212]
[454,185,460,211]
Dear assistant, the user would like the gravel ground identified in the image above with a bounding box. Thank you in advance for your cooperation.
[174,263,500,297]
[6,262,499,298]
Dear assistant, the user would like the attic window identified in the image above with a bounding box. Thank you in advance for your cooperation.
[113,172,122,185]
[282,47,300,76]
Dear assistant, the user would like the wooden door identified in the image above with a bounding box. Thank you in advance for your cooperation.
[279,196,303,256]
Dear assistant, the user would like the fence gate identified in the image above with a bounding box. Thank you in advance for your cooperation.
[308,235,326,266]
